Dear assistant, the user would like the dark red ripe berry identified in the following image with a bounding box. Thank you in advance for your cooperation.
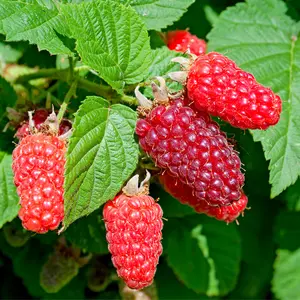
[103,194,163,290]
[167,30,206,56]
[159,171,247,223]
[186,52,282,129]
[12,134,66,233]
[136,99,244,206]
[15,109,49,140]
[15,110,72,140]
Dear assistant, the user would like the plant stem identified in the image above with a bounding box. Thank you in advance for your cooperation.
[120,94,138,106]
[14,67,139,106]
[57,80,78,123]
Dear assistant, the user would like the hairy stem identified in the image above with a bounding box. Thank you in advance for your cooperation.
[14,67,138,106]
[57,80,78,123]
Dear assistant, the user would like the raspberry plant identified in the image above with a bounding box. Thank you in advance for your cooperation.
[0,0,300,298]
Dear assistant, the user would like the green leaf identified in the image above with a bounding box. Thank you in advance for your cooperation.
[61,0,152,93]
[0,152,19,229]
[228,132,276,299]
[272,249,300,300]
[119,0,195,30]
[156,260,211,299]
[282,179,300,211]
[274,211,300,251]
[40,250,79,293]
[0,0,72,55]
[65,211,108,254]
[143,47,184,97]
[63,96,138,229]
[207,0,300,197]
[165,215,241,296]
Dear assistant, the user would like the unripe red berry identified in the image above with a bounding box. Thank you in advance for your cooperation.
[103,174,163,290]
[12,134,66,233]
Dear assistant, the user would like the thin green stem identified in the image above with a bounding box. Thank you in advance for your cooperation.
[14,67,139,107]
[120,94,138,106]
[57,80,78,123]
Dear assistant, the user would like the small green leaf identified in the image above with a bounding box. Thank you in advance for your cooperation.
[207,0,300,197]
[61,0,152,93]
[0,42,22,63]
[165,215,241,296]
[119,0,195,31]
[63,96,138,229]
[40,250,79,294]
[143,47,184,97]
[65,211,108,254]
[0,152,19,229]
[0,0,72,55]
[272,249,300,300]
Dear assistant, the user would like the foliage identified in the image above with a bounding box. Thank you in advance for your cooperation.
[0,0,300,299]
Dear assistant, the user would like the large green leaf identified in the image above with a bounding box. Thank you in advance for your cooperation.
[229,131,276,299]
[0,152,19,229]
[0,0,72,55]
[63,96,138,229]
[272,249,300,300]
[165,215,241,296]
[207,0,300,197]
[156,260,210,299]
[61,0,152,93]
[119,0,195,30]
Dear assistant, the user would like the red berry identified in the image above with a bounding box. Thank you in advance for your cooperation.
[159,171,248,223]
[166,30,206,56]
[103,192,163,290]
[12,134,66,233]
[136,98,244,206]
[186,52,281,129]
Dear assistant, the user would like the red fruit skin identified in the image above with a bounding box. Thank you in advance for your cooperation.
[136,99,244,206]
[167,30,206,56]
[204,193,248,223]
[103,194,163,290]
[187,52,282,130]
[159,172,248,223]
[12,134,66,233]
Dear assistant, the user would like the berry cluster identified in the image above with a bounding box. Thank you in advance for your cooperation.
[135,78,247,222]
